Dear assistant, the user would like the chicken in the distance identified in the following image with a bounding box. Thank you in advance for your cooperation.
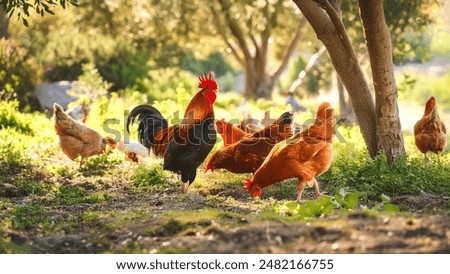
[127,73,218,191]
[245,102,335,202]
[414,96,447,164]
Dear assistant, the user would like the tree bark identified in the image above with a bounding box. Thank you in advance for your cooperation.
[337,75,356,124]
[0,8,8,39]
[359,0,405,163]
[243,61,275,99]
[292,0,378,158]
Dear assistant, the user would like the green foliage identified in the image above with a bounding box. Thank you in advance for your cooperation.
[0,170,50,198]
[0,100,33,134]
[0,100,56,178]
[0,38,42,109]
[40,32,123,82]
[393,31,432,64]
[181,52,234,78]
[48,185,111,206]
[10,204,50,230]
[322,150,450,199]
[271,190,399,221]
[1,0,78,25]
[398,70,450,111]
[430,30,450,58]
[133,162,172,191]
[66,63,110,100]
[136,68,196,103]
[334,188,363,211]
[342,0,440,64]
[97,42,151,91]
[39,31,149,90]
[79,153,122,177]
[213,92,248,112]
[0,128,28,173]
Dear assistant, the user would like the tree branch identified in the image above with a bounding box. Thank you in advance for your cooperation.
[209,4,245,66]
[314,0,358,63]
[225,39,245,66]
[271,16,307,81]
[217,0,252,60]
[250,34,260,53]
[288,45,327,93]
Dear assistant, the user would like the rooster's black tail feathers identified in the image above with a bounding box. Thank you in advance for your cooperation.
[126,105,168,149]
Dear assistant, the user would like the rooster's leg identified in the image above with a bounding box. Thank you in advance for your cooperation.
[182,182,189,192]
[313,178,321,198]
[424,153,430,165]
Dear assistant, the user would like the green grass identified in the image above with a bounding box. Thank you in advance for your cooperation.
[0,85,449,253]
[132,161,175,192]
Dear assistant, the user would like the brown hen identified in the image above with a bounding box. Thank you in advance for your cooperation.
[245,102,335,202]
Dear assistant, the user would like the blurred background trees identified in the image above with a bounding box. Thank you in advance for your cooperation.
[0,0,447,111]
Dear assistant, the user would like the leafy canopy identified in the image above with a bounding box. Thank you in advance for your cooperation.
[0,0,78,26]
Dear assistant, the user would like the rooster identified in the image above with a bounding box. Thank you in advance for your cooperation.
[127,73,218,191]
[53,103,116,166]
[245,102,335,202]
[206,112,293,173]
[414,96,447,163]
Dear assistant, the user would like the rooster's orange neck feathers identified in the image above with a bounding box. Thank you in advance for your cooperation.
[182,73,218,123]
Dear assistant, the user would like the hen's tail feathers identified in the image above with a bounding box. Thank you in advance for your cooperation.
[53,103,74,134]
[126,105,169,149]
[276,111,294,126]
[53,103,69,119]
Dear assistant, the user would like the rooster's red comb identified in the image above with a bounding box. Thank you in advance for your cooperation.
[198,72,218,91]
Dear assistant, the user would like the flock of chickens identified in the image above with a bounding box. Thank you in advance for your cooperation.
[53,73,447,202]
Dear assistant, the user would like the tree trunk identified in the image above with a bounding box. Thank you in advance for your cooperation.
[359,0,405,163]
[292,0,378,158]
[337,75,356,124]
[243,61,275,99]
[0,8,8,39]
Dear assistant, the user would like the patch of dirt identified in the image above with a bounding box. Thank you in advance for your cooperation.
[23,211,450,254]
[9,187,447,254]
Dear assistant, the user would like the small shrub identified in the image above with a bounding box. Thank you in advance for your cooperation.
[321,151,450,199]
[48,185,110,206]
[136,68,196,103]
[0,128,27,172]
[0,100,34,135]
[0,38,42,109]
[133,163,171,190]
[10,204,50,230]
[79,153,122,177]
[66,63,110,101]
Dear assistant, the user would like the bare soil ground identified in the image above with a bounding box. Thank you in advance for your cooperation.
[6,183,448,254]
